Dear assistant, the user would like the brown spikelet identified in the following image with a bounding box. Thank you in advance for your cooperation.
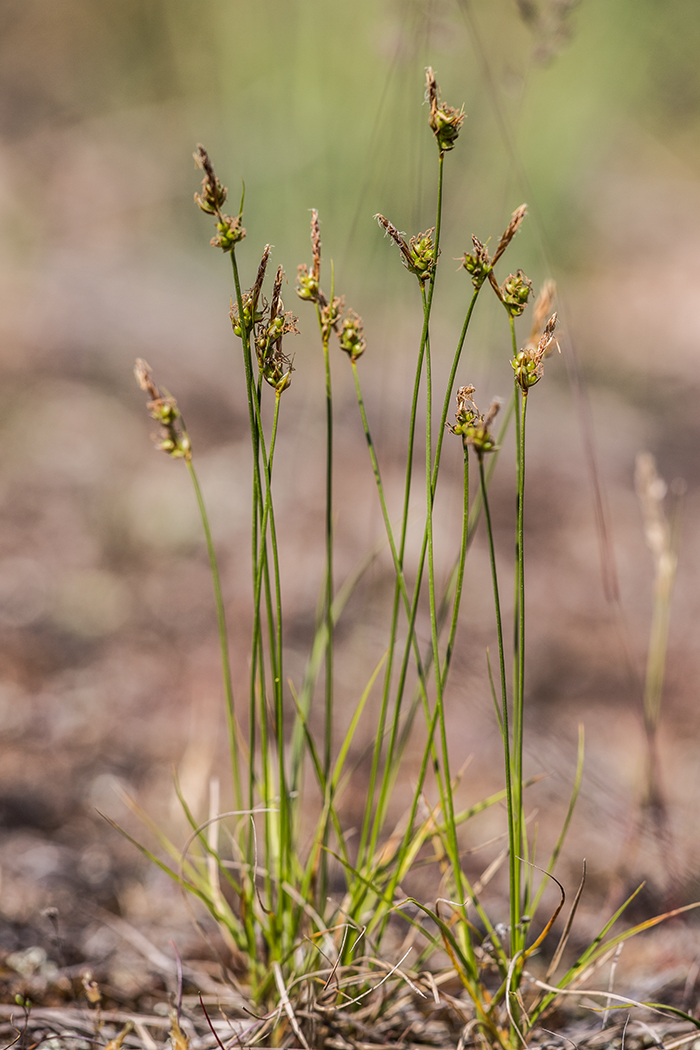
[375,214,406,250]
[528,279,557,346]
[471,236,490,265]
[426,66,438,117]
[538,311,559,357]
[311,210,321,281]
[134,358,159,401]
[193,144,227,215]
[483,399,501,430]
[252,245,271,312]
[492,204,528,265]
[374,214,414,271]
[270,265,284,322]
[193,143,215,181]
[456,384,476,407]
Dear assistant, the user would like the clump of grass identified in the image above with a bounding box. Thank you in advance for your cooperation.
[120,68,700,1048]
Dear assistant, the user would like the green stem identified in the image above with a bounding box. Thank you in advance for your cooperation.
[230,251,264,819]
[319,310,334,786]
[442,439,470,679]
[433,288,480,487]
[363,155,448,868]
[478,453,518,954]
[358,292,427,867]
[424,154,465,914]
[314,268,336,912]
[515,387,528,948]
[510,318,521,728]
[185,456,241,811]
[373,285,482,841]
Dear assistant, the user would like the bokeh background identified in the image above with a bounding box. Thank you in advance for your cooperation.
[2,0,700,1003]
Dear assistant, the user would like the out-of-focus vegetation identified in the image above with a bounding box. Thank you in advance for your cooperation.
[5,0,700,296]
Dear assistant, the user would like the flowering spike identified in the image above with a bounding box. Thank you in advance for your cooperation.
[296,211,325,303]
[193,145,245,251]
[311,209,322,283]
[461,235,492,288]
[448,386,500,457]
[134,359,191,458]
[425,67,465,153]
[527,279,556,348]
[511,312,558,391]
[321,296,344,339]
[338,310,366,363]
[193,145,227,214]
[500,269,533,317]
[492,204,528,265]
[375,215,437,283]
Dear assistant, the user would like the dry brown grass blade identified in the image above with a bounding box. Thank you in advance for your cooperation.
[521,865,566,961]
[528,976,698,1024]
[546,859,586,981]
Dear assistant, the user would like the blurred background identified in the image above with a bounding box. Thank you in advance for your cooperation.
[2,0,700,1004]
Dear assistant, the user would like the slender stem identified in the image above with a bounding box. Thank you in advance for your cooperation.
[508,315,526,958]
[442,439,470,680]
[313,267,336,912]
[230,251,264,821]
[349,356,434,870]
[320,309,334,785]
[510,317,521,727]
[185,457,242,810]
[358,289,427,866]
[514,387,528,949]
[267,391,290,926]
[478,453,518,953]
[424,154,465,909]
[374,285,483,836]
[432,288,480,489]
[364,154,448,867]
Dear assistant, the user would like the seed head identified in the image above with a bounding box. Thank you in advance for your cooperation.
[511,312,558,390]
[193,144,227,215]
[269,263,284,322]
[321,296,344,339]
[500,269,533,317]
[245,263,299,392]
[261,346,295,394]
[256,264,299,373]
[492,204,528,266]
[448,386,500,457]
[296,211,325,304]
[338,310,366,363]
[528,279,557,348]
[425,67,465,153]
[407,229,437,282]
[311,209,321,283]
[375,215,437,283]
[252,245,272,313]
[194,145,245,251]
[461,236,492,288]
[295,264,319,302]
[230,291,264,338]
[210,214,246,252]
[134,359,191,458]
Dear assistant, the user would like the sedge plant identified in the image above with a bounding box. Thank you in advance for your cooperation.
[120,68,700,1048]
